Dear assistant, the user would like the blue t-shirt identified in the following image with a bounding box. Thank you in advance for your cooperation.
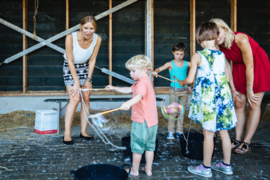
[169,60,188,88]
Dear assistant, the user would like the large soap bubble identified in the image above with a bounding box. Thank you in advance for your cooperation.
[161,96,184,121]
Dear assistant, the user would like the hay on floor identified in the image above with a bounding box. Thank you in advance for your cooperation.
[1,105,270,132]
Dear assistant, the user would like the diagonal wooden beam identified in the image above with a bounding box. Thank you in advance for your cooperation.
[1,0,138,65]
[0,18,65,54]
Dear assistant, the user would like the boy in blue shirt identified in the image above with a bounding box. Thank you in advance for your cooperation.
[152,42,191,140]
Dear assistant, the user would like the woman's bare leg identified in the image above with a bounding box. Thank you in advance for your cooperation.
[235,92,265,152]
[233,92,247,146]
[80,89,91,137]
[64,86,80,141]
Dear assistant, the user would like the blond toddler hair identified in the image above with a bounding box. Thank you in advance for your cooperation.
[125,55,153,74]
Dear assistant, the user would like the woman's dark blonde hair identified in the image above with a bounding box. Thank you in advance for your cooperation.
[196,22,219,45]
[210,18,235,49]
[80,15,97,29]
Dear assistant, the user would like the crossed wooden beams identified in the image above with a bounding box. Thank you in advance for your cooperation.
[0,0,138,65]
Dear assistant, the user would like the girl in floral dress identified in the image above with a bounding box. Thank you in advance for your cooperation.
[178,22,237,178]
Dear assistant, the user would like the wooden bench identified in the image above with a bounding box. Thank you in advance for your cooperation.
[44,97,163,135]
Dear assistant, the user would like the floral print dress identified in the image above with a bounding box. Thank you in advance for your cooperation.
[188,49,237,132]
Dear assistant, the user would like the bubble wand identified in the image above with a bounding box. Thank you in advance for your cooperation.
[89,108,121,118]
[155,74,176,82]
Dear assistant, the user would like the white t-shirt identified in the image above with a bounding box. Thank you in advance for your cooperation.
[63,31,98,64]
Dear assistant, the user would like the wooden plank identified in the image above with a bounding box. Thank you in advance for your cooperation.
[0,87,170,97]
[109,0,112,85]
[2,0,138,65]
[190,0,195,56]
[0,66,22,76]
[66,0,69,30]
[22,0,28,93]
[230,0,237,32]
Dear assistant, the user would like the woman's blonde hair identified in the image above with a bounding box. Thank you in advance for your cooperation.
[210,18,234,49]
[125,55,152,74]
[80,15,97,30]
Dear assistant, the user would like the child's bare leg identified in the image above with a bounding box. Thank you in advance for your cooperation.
[143,151,154,176]
[129,152,142,176]
[203,129,214,166]
[218,130,231,164]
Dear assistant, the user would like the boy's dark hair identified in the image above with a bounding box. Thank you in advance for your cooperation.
[172,42,186,53]
[196,22,219,44]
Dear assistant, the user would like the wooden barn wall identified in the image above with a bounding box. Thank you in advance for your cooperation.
[0,0,24,91]
[0,0,269,91]
[153,0,190,87]
[237,0,270,58]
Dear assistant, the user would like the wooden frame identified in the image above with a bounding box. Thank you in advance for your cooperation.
[0,0,157,96]
[190,0,196,56]
[22,0,28,93]
[3,0,235,96]
[109,0,112,85]
[230,0,237,68]
[1,0,138,65]
[230,0,237,32]
[66,0,69,30]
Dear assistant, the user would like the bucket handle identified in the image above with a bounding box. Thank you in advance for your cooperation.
[70,170,78,180]
[120,164,131,176]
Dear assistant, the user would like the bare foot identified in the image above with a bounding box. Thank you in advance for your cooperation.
[125,168,139,176]
[64,135,72,141]
[141,167,152,176]
[231,140,241,150]
[234,142,251,154]
[81,132,92,138]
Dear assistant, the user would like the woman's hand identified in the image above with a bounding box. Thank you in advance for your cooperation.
[70,82,80,98]
[105,85,115,91]
[246,90,259,106]
[231,90,240,101]
[83,81,92,95]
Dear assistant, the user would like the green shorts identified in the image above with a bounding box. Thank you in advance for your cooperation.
[130,120,158,154]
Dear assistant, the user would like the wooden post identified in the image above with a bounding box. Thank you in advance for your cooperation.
[230,0,237,68]
[23,0,28,93]
[145,0,153,81]
[230,0,237,32]
[66,0,69,30]
[190,0,196,56]
[109,0,112,85]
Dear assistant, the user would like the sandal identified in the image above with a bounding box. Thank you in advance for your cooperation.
[234,142,251,154]
[231,139,241,150]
